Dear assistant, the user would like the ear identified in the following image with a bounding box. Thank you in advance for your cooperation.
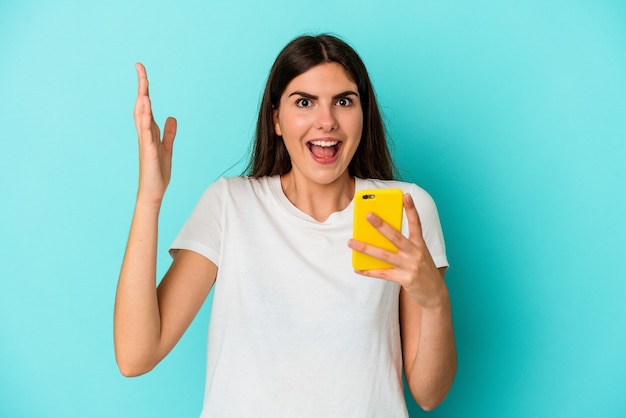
[273,107,282,137]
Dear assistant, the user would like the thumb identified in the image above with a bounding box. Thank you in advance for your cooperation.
[162,117,177,153]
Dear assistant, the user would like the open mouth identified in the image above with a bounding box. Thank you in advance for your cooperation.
[307,140,342,162]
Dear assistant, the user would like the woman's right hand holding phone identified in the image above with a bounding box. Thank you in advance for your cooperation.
[134,62,177,205]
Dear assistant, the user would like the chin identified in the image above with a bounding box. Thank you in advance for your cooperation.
[308,168,351,185]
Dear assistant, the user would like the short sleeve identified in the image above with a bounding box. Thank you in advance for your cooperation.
[168,177,228,266]
[406,184,448,269]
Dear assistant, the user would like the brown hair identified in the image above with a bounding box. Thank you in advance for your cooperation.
[246,34,396,180]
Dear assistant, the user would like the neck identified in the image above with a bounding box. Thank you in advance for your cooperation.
[280,171,355,222]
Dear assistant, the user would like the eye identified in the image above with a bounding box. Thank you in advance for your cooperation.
[296,98,312,108]
[336,97,353,107]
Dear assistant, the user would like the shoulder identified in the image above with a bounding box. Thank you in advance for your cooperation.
[203,175,274,194]
[195,176,278,209]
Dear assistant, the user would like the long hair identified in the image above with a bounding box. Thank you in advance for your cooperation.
[246,34,396,180]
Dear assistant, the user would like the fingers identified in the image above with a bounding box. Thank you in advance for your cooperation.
[348,238,396,265]
[351,194,443,306]
[403,193,424,244]
[348,193,425,273]
[364,212,409,252]
[134,63,153,135]
[162,117,177,153]
[135,96,155,140]
[354,193,426,252]
[354,266,396,280]
[136,62,149,97]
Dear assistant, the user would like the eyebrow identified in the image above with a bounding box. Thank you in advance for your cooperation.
[288,90,359,100]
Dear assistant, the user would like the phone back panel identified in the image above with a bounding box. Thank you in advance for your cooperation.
[352,188,403,270]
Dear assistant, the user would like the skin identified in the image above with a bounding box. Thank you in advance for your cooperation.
[114,62,456,411]
[114,63,217,376]
[348,201,456,410]
[273,62,363,221]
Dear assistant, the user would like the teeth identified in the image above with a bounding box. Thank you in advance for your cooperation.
[309,140,338,147]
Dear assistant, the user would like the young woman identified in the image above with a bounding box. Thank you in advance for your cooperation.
[114,34,456,417]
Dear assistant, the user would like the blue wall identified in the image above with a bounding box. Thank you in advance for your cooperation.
[1,1,624,417]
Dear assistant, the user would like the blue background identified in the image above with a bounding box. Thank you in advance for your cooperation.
[1,0,625,417]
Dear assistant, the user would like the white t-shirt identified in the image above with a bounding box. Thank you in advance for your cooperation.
[170,175,448,418]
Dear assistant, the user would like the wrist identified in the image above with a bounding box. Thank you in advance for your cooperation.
[135,191,165,211]
[424,284,451,313]
[136,187,166,207]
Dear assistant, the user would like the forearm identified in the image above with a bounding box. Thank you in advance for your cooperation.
[406,289,457,411]
[114,199,163,376]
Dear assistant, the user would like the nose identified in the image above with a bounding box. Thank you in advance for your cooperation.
[316,105,338,132]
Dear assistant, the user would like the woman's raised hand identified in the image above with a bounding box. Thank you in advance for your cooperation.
[134,63,177,204]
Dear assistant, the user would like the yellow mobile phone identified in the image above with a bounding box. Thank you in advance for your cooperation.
[352,188,404,270]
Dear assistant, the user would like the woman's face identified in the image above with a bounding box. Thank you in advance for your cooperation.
[273,62,363,187]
